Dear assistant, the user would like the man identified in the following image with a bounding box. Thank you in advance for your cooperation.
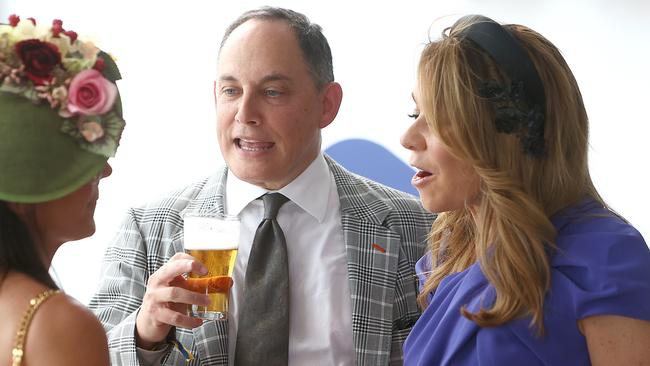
[90,7,434,366]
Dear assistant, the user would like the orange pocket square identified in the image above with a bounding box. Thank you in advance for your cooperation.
[372,243,386,253]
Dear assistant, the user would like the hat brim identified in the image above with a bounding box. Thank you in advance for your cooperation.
[0,92,108,203]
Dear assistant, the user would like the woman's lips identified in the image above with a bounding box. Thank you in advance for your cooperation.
[411,170,434,187]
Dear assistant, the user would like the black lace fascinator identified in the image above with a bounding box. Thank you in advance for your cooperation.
[456,15,547,158]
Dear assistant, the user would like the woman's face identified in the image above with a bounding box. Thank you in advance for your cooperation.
[13,163,113,256]
[400,90,480,213]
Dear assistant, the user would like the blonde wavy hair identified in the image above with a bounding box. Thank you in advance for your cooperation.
[417,16,604,333]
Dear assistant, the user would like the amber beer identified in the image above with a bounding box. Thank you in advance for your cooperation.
[183,215,240,320]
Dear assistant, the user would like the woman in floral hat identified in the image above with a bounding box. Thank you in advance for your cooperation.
[0,15,125,366]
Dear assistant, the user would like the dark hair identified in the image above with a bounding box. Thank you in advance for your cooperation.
[0,201,58,289]
[219,6,334,88]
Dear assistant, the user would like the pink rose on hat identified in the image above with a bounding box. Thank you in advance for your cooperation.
[67,69,117,115]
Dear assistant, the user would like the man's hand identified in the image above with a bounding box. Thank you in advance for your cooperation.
[135,253,211,349]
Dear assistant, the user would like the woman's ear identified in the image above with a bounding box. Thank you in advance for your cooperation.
[5,202,34,219]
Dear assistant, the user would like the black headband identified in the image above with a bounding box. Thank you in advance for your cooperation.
[456,15,547,157]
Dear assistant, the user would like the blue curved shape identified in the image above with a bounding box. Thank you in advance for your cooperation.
[325,138,418,196]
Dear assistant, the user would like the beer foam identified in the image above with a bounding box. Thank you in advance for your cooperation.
[183,216,240,250]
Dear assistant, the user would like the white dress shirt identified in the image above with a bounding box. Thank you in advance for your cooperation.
[226,153,355,366]
[138,154,355,366]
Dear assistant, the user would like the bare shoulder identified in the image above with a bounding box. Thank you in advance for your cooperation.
[23,292,109,366]
[580,315,650,365]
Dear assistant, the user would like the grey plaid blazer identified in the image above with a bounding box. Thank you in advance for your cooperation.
[89,156,434,366]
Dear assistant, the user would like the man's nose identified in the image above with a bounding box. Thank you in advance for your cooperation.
[234,92,262,125]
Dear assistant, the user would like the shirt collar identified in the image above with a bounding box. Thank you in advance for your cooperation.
[226,153,332,223]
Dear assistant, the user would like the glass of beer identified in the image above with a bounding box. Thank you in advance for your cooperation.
[183,214,239,320]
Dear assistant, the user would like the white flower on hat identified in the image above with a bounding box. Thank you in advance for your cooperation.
[14,18,48,40]
[80,120,105,142]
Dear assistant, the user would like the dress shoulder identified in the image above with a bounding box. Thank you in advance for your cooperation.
[25,292,110,365]
[11,289,60,366]
[549,202,650,321]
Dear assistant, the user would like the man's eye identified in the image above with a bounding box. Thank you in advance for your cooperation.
[265,89,282,97]
[222,88,238,96]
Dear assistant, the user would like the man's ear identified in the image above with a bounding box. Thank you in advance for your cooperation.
[319,82,343,129]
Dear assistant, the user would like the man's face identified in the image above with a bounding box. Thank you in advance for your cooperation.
[216,20,337,190]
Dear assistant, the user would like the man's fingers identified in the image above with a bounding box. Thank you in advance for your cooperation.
[187,259,209,277]
[155,307,204,329]
[149,257,208,286]
[159,286,211,306]
[169,275,233,294]
[168,275,186,288]
[169,252,194,261]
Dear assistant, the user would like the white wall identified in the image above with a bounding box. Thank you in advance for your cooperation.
[2,0,648,304]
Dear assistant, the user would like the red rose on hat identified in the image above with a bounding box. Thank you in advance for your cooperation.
[14,39,62,85]
[63,30,78,43]
[8,14,20,27]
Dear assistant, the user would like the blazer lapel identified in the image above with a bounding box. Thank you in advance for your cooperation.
[181,167,228,218]
[327,156,400,365]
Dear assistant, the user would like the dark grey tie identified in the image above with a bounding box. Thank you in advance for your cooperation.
[235,193,290,365]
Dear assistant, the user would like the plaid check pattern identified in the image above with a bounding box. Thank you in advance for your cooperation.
[89,156,435,365]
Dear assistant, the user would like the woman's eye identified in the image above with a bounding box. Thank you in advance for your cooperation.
[408,113,420,119]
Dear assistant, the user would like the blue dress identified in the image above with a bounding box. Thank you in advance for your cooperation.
[403,200,650,365]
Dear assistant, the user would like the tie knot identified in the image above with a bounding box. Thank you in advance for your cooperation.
[262,193,289,220]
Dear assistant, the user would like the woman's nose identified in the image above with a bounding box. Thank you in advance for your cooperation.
[101,163,113,179]
[401,124,419,151]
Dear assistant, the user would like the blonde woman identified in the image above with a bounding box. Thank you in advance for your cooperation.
[400,15,650,365]
[0,15,125,365]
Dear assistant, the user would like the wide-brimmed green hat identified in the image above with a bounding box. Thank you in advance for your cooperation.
[0,16,125,203]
